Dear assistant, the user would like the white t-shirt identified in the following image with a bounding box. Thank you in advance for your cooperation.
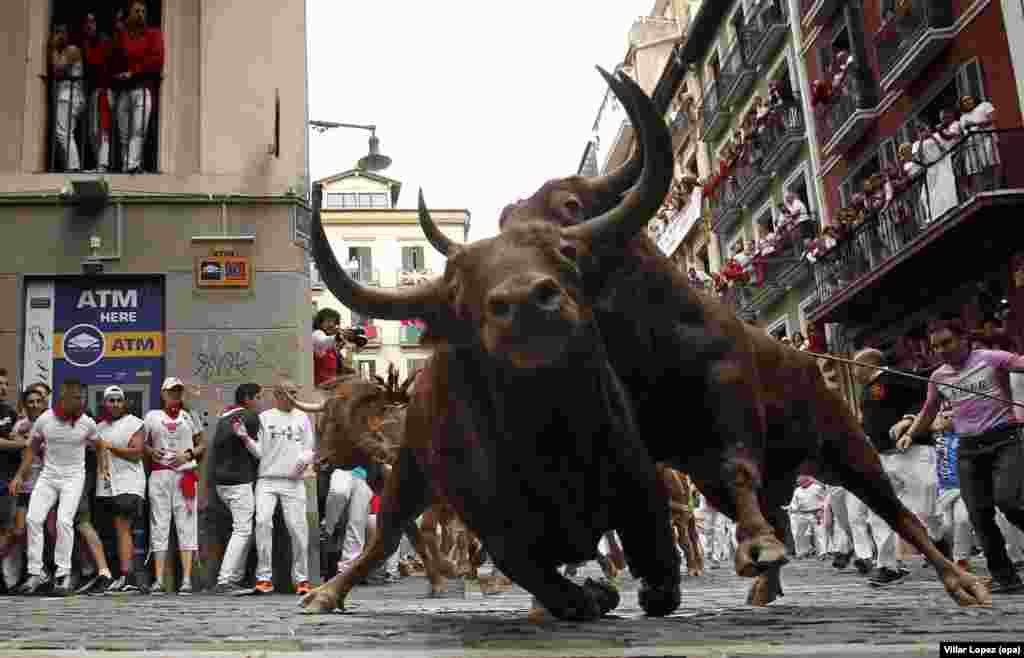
[96,414,146,498]
[30,409,98,474]
[143,409,199,472]
[257,408,314,479]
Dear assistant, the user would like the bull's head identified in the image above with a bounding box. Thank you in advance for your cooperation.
[310,69,672,370]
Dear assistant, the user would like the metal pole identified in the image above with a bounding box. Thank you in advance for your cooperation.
[802,349,1024,410]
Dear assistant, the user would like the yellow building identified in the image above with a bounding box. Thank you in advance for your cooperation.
[311,170,470,381]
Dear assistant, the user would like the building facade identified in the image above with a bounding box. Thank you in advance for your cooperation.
[798,0,1024,381]
[311,170,470,381]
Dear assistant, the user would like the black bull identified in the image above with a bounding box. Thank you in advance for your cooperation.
[300,69,988,618]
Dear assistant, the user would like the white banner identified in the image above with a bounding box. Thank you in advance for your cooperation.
[22,280,55,390]
[656,188,703,257]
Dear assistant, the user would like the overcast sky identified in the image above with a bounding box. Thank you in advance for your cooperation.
[307,1,652,241]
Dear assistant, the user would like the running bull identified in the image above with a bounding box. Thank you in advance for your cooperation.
[415,70,989,607]
[300,70,683,620]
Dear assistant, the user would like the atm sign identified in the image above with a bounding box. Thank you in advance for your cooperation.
[196,255,251,289]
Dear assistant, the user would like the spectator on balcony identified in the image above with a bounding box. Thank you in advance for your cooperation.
[50,23,85,172]
[792,332,806,351]
[76,12,114,172]
[959,95,1000,192]
[112,0,164,174]
[916,122,958,223]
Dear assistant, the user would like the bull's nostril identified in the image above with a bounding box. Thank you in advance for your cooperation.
[489,298,513,320]
[531,280,562,310]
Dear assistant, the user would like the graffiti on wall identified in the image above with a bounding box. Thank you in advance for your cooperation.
[173,333,301,386]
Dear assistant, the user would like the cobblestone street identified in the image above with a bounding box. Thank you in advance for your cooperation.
[1,556,1021,657]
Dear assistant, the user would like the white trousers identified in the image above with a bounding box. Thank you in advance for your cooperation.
[996,508,1024,562]
[149,470,198,552]
[827,488,853,555]
[26,468,84,577]
[254,478,309,584]
[871,445,938,569]
[701,509,735,562]
[789,510,827,557]
[324,469,372,574]
[2,539,24,588]
[88,88,112,169]
[215,483,255,585]
[930,489,973,561]
[116,87,153,172]
[844,490,877,561]
[55,86,86,171]
[367,513,400,576]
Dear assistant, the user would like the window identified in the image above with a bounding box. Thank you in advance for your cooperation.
[325,193,345,209]
[401,246,425,272]
[357,360,376,380]
[347,246,373,283]
[309,262,324,290]
[47,0,165,173]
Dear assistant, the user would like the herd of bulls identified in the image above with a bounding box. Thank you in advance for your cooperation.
[296,68,991,621]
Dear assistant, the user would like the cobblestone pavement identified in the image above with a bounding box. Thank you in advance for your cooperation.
[0,556,1021,657]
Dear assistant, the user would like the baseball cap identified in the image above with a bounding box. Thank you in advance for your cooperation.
[161,377,185,391]
[103,385,125,400]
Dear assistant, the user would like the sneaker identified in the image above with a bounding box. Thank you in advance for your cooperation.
[18,573,51,595]
[87,574,113,595]
[832,552,853,570]
[868,567,908,588]
[150,581,167,596]
[74,573,101,596]
[212,582,252,595]
[253,579,274,594]
[295,581,312,595]
[178,580,193,596]
[854,558,874,575]
[105,576,127,594]
[989,570,1024,595]
[52,574,74,597]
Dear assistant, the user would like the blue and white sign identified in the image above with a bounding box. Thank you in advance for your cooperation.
[61,323,106,367]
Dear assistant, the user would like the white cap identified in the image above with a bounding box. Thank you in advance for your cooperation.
[103,385,125,400]
[161,377,185,391]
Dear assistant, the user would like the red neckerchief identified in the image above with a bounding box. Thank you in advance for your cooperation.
[222,404,244,415]
[53,403,83,425]
[164,402,182,420]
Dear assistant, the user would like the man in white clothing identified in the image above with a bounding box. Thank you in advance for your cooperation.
[18,379,98,595]
[788,476,828,558]
[253,381,315,595]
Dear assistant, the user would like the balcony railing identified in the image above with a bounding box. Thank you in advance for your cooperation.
[817,71,878,155]
[397,268,434,287]
[45,73,163,173]
[760,100,806,174]
[710,176,742,236]
[811,129,1017,308]
[802,0,845,26]
[702,76,731,142]
[875,0,955,90]
[350,267,381,286]
[746,0,789,68]
[730,218,818,318]
[721,37,757,108]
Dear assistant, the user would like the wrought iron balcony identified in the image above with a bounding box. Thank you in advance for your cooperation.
[702,77,732,143]
[734,157,771,209]
[746,0,789,69]
[817,72,879,156]
[760,100,806,174]
[810,129,1018,314]
[875,0,955,91]
[710,176,742,236]
[731,223,816,318]
[721,37,758,109]
[802,0,845,27]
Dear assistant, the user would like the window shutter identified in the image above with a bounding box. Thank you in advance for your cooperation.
[956,58,986,102]
[401,246,414,271]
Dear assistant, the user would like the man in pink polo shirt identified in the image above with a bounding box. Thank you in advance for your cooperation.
[893,318,1024,594]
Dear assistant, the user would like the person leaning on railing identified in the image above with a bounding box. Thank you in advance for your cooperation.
[111,0,165,174]
[49,23,85,172]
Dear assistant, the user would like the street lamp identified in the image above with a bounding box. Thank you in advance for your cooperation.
[308,120,393,172]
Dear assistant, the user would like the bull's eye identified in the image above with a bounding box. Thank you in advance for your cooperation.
[489,298,513,320]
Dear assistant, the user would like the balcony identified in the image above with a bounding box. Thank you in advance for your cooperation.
[818,72,879,156]
[734,157,771,209]
[702,77,732,143]
[721,37,758,109]
[397,268,434,287]
[802,0,845,27]
[350,267,381,286]
[45,73,163,173]
[809,129,1024,324]
[760,101,806,174]
[746,0,789,69]
[875,0,955,91]
[732,223,816,318]
[710,176,742,236]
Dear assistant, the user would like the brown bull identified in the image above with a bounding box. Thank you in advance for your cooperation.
[414,71,988,606]
[300,67,684,621]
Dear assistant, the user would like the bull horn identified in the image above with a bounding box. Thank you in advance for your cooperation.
[563,68,674,248]
[311,183,446,321]
[584,137,644,210]
[417,189,460,256]
[288,394,325,414]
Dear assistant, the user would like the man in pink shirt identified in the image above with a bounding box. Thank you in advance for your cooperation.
[893,318,1024,594]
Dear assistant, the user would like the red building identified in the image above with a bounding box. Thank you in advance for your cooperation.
[799,0,1024,365]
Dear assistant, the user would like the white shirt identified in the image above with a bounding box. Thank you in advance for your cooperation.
[30,409,98,474]
[257,408,314,479]
[143,409,199,472]
[790,482,827,512]
[96,414,146,498]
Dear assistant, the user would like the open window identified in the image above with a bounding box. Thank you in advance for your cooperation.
[47,0,164,173]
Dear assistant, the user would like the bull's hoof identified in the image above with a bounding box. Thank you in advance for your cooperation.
[638,576,682,617]
[734,535,788,578]
[299,589,342,614]
[480,573,514,596]
[941,563,992,606]
[745,567,784,606]
[583,577,621,615]
[688,566,705,577]
[544,588,603,622]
